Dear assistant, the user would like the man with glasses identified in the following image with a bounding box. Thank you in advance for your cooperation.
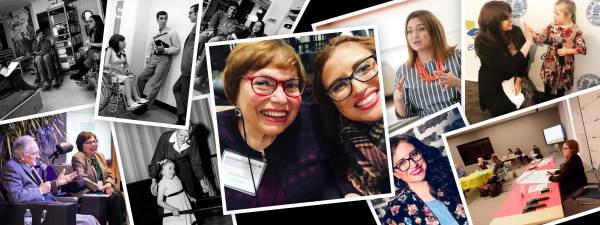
[173,4,199,125]
[1,135,100,225]
[136,10,180,105]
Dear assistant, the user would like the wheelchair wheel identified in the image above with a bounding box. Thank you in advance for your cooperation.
[98,77,113,112]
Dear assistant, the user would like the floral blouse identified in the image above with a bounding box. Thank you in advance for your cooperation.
[383,187,468,225]
[535,23,586,90]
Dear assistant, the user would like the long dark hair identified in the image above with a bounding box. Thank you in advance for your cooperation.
[475,1,514,56]
[313,35,376,136]
[88,15,104,42]
[390,135,460,203]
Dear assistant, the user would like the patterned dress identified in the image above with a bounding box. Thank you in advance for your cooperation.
[535,23,586,90]
[383,188,468,225]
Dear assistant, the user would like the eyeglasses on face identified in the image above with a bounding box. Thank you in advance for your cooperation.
[84,139,98,145]
[244,75,305,97]
[326,55,378,102]
[393,149,423,172]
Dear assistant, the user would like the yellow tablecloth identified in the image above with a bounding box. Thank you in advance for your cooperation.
[459,169,493,190]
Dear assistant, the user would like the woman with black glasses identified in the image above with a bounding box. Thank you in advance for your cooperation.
[217,40,348,210]
[313,35,390,196]
[393,10,461,118]
[384,135,467,225]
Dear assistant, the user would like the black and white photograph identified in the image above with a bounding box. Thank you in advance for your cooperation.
[96,0,200,128]
[114,98,231,225]
[193,0,309,96]
[0,0,107,122]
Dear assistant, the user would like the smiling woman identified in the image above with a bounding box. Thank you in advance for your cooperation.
[313,35,390,196]
[217,39,350,211]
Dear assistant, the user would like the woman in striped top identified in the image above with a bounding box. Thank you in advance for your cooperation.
[393,10,461,118]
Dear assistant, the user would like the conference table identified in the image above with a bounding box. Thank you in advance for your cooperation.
[489,157,564,225]
[459,168,493,191]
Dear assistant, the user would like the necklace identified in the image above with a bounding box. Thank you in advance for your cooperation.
[415,58,445,82]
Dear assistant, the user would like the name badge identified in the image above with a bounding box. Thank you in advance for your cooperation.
[221,149,266,196]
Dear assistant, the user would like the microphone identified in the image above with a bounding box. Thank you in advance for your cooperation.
[556,36,565,65]
[49,142,74,164]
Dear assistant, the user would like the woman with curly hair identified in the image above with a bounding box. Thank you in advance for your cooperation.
[383,135,468,225]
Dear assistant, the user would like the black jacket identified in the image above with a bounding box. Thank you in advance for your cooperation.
[476,25,529,116]
[549,154,587,197]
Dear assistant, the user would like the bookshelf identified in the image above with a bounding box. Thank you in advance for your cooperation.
[47,3,82,70]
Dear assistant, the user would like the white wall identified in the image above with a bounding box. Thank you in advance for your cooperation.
[465,0,600,95]
[447,105,565,172]
[262,0,305,35]
[314,0,461,97]
[117,0,198,106]
[65,107,112,163]
[570,89,600,170]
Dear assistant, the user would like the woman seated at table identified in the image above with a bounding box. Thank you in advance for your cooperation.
[491,154,505,182]
[384,135,467,225]
[477,157,490,170]
[72,131,126,225]
[548,140,587,198]
[217,40,349,210]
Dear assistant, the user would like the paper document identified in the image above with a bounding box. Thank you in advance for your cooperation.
[528,183,549,193]
[502,77,525,108]
[0,62,19,77]
[516,169,554,184]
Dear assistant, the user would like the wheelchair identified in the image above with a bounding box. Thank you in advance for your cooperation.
[75,47,101,93]
[98,70,126,118]
[32,48,63,88]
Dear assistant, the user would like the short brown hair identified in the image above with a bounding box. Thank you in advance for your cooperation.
[404,10,456,68]
[564,139,579,154]
[76,131,97,151]
[313,35,376,135]
[221,40,306,105]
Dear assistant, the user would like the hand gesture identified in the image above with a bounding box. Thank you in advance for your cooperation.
[522,22,533,43]
[189,196,197,203]
[393,75,406,102]
[56,169,77,186]
[172,208,180,216]
[39,181,51,194]
[85,39,91,47]
[200,178,209,194]
[435,70,460,90]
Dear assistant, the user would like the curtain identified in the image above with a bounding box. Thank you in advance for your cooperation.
[115,98,219,196]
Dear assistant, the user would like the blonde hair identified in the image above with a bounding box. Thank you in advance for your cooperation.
[221,40,306,105]
[405,10,456,68]
[556,0,576,23]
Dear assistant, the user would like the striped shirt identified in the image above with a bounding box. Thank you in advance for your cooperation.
[394,48,461,118]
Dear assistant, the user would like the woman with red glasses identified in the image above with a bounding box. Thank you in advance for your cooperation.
[218,40,346,210]
[313,35,390,196]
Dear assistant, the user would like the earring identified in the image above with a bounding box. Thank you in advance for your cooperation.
[234,107,241,117]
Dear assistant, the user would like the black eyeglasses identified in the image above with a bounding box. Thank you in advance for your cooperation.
[326,55,378,101]
[393,149,423,172]
[244,75,305,97]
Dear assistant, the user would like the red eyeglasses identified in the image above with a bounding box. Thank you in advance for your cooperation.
[243,75,305,97]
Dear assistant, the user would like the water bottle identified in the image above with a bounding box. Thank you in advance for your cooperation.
[24,208,32,225]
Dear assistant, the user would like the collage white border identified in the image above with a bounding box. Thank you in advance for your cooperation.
[204,25,396,215]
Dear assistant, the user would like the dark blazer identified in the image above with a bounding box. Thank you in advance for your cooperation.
[549,154,587,197]
[476,25,529,116]
[1,159,58,203]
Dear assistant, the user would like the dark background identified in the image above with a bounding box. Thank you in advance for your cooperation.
[235,0,600,224]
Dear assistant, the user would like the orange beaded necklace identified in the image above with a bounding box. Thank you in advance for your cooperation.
[415,58,445,82]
